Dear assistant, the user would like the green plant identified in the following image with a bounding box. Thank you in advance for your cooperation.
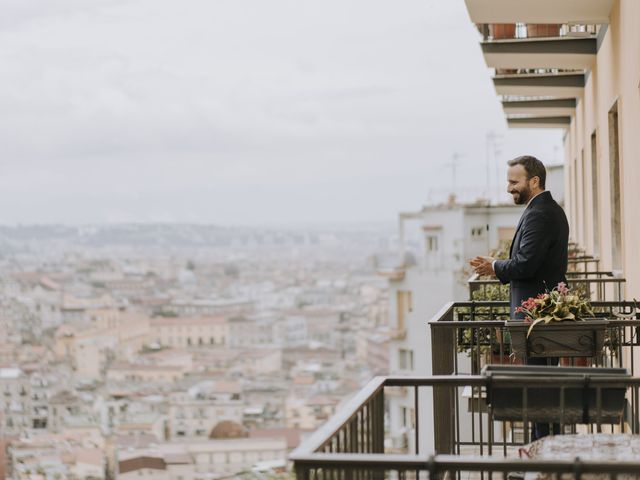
[457,284,511,355]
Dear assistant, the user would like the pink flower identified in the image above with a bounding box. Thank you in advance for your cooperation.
[521,297,537,310]
[557,282,570,294]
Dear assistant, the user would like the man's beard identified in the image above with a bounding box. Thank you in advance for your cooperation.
[512,186,532,205]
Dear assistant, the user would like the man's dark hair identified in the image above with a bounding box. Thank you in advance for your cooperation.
[508,155,546,189]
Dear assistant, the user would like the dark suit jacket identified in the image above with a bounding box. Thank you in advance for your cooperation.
[494,191,569,319]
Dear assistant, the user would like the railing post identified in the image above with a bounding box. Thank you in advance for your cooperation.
[295,465,311,480]
[430,303,455,454]
[374,388,384,453]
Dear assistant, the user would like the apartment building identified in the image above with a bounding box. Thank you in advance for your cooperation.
[464,0,640,362]
[0,368,31,436]
[167,381,243,440]
[117,436,288,479]
[7,431,106,480]
[150,315,229,349]
[383,200,528,452]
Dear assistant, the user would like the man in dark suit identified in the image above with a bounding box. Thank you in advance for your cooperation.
[470,155,569,440]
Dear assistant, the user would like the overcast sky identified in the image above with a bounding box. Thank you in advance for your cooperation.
[0,0,563,226]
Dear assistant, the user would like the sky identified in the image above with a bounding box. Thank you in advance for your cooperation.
[0,0,563,226]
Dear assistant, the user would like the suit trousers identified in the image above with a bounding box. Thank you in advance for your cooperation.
[526,356,561,441]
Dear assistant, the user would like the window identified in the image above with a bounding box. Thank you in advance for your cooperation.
[400,406,415,427]
[426,235,438,252]
[471,226,486,238]
[581,149,588,243]
[608,101,623,269]
[398,349,414,370]
[573,158,579,238]
[591,131,600,255]
[396,291,412,333]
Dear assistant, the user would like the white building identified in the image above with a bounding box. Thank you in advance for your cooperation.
[168,381,243,440]
[384,199,526,453]
[150,316,229,349]
[0,368,33,435]
[117,436,288,479]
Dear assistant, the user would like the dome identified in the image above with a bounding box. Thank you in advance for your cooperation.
[209,420,248,439]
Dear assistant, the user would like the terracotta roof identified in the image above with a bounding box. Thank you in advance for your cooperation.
[292,375,315,385]
[119,456,166,474]
[39,276,61,291]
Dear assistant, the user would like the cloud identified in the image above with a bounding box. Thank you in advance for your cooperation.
[0,0,562,225]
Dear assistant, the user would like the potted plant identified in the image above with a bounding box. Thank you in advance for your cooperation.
[507,282,608,360]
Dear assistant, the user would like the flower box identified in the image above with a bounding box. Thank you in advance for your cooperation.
[506,319,607,359]
[483,365,629,424]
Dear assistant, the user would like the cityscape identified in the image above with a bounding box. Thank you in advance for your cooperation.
[0,224,400,478]
[2,0,640,478]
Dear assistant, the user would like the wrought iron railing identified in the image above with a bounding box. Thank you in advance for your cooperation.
[290,374,640,479]
[430,300,640,375]
[568,255,600,272]
[292,453,640,479]
[467,272,625,302]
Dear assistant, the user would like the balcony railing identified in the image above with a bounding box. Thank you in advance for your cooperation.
[481,23,599,42]
[568,255,601,272]
[430,300,640,375]
[290,374,640,478]
[467,271,625,302]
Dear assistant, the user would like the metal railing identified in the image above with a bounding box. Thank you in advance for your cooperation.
[568,255,601,272]
[467,272,625,302]
[481,23,599,41]
[290,374,640,479]
[292,454,640,479]
[430,300,640,375]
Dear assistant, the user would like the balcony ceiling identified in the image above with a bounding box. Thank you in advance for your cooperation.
[502,98,576,117]
[465,0,613,24]
[507,116,572,129]
[493,72,585,98]
[482,37,597,70]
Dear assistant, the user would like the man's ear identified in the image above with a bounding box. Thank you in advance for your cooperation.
[530,175,540,189]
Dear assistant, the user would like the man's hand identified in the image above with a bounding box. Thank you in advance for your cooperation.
[470,256,496,277]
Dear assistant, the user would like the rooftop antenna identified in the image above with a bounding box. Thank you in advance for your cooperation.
[494,143,503,202]
[444,152,464,195]
[485,131,502,203]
